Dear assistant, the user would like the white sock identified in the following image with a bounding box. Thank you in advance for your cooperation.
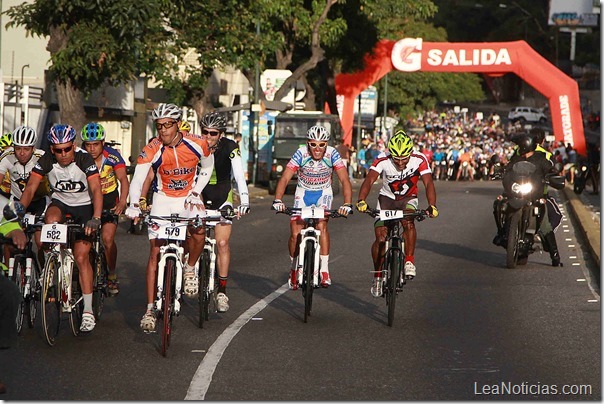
[290,256,295,270]
[320,255,329,273]
[147,303,154,311]
[184,263,195,273]
[83,293,93,313]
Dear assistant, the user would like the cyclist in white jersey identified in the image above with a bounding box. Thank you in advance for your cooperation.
[272,125,353,289]
[356,130,438,297]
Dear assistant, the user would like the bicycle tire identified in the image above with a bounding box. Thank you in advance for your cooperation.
[13,257,26,335]
[387,248,402,327]
[198,250,211,328]
[161,257,175,357]
[91,249,108,320]
[27,258,39,329]
[69,265,84,337]
[506,210,522,269]
[303,239,315,323]
[41,256,61,347]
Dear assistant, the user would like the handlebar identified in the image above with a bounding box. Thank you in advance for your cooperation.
[364,208,429,221]
[275,206,349,219]
[145,207,236,228]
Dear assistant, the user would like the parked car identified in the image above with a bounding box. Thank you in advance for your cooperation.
[508,106,547,123]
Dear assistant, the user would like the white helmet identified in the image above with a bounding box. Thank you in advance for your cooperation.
[306,125,330,141]
[12,126,37,146]
[152,103,182,121]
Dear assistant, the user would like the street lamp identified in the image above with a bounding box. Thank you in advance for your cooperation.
[19,64,29,125]
[20,64,29,89]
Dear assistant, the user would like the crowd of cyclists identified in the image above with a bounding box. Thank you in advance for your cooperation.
[0,103,598,349]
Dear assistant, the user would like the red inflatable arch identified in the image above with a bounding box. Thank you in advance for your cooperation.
[329,39,586,155]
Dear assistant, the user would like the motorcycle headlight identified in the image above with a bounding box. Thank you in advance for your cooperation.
[511,182,533,195]
[581,166,588,172]
[276,165,284,173]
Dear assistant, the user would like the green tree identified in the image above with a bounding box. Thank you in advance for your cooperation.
[5,0,171,130]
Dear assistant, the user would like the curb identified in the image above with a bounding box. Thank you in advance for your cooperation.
[560,185,601,267]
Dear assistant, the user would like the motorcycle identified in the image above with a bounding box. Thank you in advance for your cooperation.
[493,161,565,268]
[573,159,591,194]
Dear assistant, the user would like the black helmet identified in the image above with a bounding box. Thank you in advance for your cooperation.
[515,134,536,155]
[529,127,545,144]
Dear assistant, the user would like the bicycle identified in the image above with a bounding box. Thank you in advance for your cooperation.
[144,213,203,357]
[8,212,43,335]
[364,208,427,327]
[89,210,115,321]
[276,206,347,323]
[39,219,89,346]
[197,207,236,329]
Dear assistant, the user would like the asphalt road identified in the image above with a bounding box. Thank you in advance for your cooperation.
[0,180,600,400]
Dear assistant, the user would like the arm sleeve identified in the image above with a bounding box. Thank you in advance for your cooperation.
[128,162,151,204]
[192,153,215,195]
[231,153,249,205]
[0,219,21,235]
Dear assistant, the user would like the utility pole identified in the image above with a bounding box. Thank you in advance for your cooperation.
[252,20,260,185]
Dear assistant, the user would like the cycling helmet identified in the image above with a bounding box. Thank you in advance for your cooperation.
[306,125,330,141]
[179,121,191,132]
[200,112,227,132]
[515,134,536,155]
[80,122,106,142]
[387,130,414,157]
[151,103,182,121]
[12,126,37,146]
[0,132,12,148]
[48,124,77,145]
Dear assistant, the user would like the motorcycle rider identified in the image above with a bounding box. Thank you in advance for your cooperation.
[492,135,563,267]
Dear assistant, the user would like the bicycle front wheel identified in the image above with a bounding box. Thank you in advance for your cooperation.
[28,259,39,329]
[69,266,84,337]
[198,250,211,328]
[91,249,108,320]
[386,248,402,327]
[161,258,176,357]
[41,256,61,346]
[12,257,26,335]
[302,240,315,323]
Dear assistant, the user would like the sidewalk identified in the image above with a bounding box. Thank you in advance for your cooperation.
[560,184,600,267]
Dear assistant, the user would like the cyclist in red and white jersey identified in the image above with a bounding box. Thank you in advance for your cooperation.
[20,124,103,333]
[272,125,353,289]
[356,130,438,297]
[125,103,214,333]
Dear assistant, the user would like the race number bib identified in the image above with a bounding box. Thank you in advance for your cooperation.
[300,206,325,219]
[379,210,405,221]
[157,222,186,241]
[22,213,36,227]
[40,223,68,244]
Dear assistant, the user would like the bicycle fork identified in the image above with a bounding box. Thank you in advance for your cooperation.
[156,244,184,315]
[8,257,34,299]
[205,238,217,294]
[59,249,78,313]
[297,228,321,288]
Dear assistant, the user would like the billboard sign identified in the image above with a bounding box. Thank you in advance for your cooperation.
[549,0,600,27]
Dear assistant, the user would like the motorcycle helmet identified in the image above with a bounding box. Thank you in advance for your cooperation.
[515,135,536,155]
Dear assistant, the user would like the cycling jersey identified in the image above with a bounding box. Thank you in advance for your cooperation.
[286,145,346,191]
[0,148,50,200]
[31,148,100,206]
[202,137,249,209]
[132,133,211,199]
[97,145,126,195]
[371,151,432,200]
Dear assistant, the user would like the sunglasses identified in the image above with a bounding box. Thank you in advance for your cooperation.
[53,144,74,155]
[308,142,327,149]
[155,121,177,130]
[202,129,221,136]
[392,156,410,162]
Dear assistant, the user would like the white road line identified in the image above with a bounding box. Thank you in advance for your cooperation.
[185,283,289,400]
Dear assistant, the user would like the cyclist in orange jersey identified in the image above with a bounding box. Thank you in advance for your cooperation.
[125,103,214,333]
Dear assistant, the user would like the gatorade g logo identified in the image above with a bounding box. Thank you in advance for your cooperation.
[392,38,423,72]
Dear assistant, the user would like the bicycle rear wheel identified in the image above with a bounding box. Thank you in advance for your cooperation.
[41,256,61,346]
[12,257,26,335]
[198,250,211,328]
[69,266,84,337]
[28,259,39,329]
[302,240,315,323]
[161,258,175,357]
[386,248,402,327]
